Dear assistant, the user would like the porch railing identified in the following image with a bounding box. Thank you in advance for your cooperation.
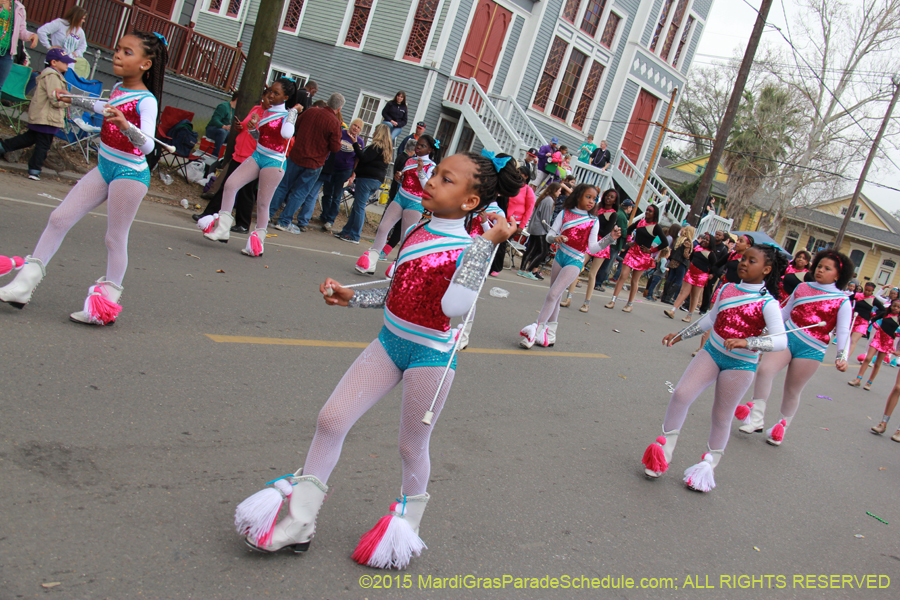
[27,0,245,91]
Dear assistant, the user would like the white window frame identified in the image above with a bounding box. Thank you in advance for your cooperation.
[783,230,800,254]
[278,0,311,35]
[877,257,897,286]
[560,0,618,43]
[395,0,447,64]
[267,65,309,90]
[353,91,392,142]
[599,8,625,51]
[338,0,380,52]
[654,0,695,62]
[670,12,696,69]
[848,243,867,274]
[203,0,245,21]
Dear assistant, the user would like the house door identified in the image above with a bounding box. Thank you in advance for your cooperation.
[622,89,658,163]
[455,0,512,91]
[135,0,177,19]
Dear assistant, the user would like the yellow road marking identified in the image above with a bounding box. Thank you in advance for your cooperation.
[205,334,609,358]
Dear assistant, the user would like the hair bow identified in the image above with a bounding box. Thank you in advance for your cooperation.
[153,32,169,47]
[480,149,511,172]
[433,139,440,149]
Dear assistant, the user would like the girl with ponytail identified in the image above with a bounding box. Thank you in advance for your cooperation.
[1,31,168,326]
[642,245,787,493]
[234,151,518,568]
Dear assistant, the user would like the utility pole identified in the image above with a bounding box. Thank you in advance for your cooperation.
[687,0,774,226]
[834,74,900,249]
[629,87,678,226]
[222,0,284,164]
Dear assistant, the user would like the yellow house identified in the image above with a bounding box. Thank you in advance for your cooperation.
[657,155,729,207]
[666,154,729,183]
[738,194,900,287]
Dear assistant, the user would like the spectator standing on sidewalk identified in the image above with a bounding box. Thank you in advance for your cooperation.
[316,118,365,232]
[577,135,597,163]
[334,123,392,243]
[533,138,559,189]
[381,91,408,145]
[590,140,612,171]
[396,121,425,159]
[269,93,344,233]
[205,92,237,158]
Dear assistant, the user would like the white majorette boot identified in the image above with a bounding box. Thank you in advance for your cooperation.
[545,321,558,346]
[355,248,379,275]
[0,255,45,309]
[642,428,680,478]
[237,469,329,554]
[766,415,793,446]
[457,321,472,350]
[204,212,234,243]
[241,228,266,257]
[353,492,429,570]
[535,323,554,347]
[736,399,766,434]
[70,278,123,325]
[519,322,538,349]
[683,448,724,492]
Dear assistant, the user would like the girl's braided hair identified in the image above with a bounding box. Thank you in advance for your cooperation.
[463,152,524,212]
[810,249,854,290]
[131,31,168,104]
[274,77,300,108]
[752,244,789,298]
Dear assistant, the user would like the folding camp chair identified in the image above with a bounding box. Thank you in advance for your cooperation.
[56,70,105,162]
[0,64,33,132]
[156,106,202,182]
[507,230,530,270]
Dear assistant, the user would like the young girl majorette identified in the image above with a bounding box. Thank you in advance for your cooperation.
[233,152,522,569]
[641,245,787,492]
[518,184,620,349]
[356,135,438,274]
[778,250,811,305]
[734,250,854,443]
[846,282,884,362]
[605,204,668,312]
[200,78,299,257]
[559,188,620,313]
[849,299,900,390]
[0,32,167,325]
[664,232,713,323]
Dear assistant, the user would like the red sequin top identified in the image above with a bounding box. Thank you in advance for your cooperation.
[713,284,771,340]
[398,157,435,201]
[385,222,471,336]
[466,202,504,238]
[562,210,595,253]
[790,283,848,344]
[257,110,289,154]
[101,87,153,156]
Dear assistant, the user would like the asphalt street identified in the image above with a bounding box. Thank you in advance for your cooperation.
[0,174,897,600]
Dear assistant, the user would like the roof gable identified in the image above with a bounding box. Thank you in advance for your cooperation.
[811,194,899,233]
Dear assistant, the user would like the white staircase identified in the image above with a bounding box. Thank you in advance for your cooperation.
[441,77,732,231]
[442,77,545,159]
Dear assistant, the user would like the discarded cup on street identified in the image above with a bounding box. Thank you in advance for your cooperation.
[180,199,189,208]
[489,287,509,298]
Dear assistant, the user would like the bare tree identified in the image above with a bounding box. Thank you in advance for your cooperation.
[672,64,739,156]
[755,0,900,233]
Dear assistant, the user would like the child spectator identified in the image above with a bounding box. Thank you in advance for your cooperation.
[0,49,74,181]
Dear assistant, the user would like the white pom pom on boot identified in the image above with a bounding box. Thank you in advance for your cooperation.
[352,492,429,570]
[0,255,45,308]
[241,470,329,554]
[204,212,234,243]
[70,278,123,326]
[683,448,724,492]
[519,322,538,349]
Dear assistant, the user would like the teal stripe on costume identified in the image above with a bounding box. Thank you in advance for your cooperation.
[424,225,472,240]
[99,145,146,166]
[786,329,826,361]
[399,241,471,266]
[703,340,758,372]
[385,313,451,343]
[709,333,757,362]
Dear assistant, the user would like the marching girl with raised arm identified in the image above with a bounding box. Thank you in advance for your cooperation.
[233,152,520,569]
[846,282,885,361]
[201,78,299,257]
[849,299,900,391]
[605,204,668,312]
[734,250,854,444]
[518,184,620,349]
[559,188,620,313]
[641,245,787,492]
[0,32,167,325]
[355,135,438,274]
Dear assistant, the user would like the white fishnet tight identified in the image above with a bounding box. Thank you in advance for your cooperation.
[302,339,453,496]
[662,350,756,450]
[371,201,421,253]
[32,167,147,285]
[537,261,581,324]
[752,349,824,419]
[220,159,283,230]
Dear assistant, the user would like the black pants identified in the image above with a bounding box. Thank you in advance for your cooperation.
[2,128,54,173]
[491,240,508,273]
[662,263,686,303]
[699,276,719,313]
[200,159,257,229]
[521,235,549,272]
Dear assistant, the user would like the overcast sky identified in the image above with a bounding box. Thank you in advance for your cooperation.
[694,0,899,213]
